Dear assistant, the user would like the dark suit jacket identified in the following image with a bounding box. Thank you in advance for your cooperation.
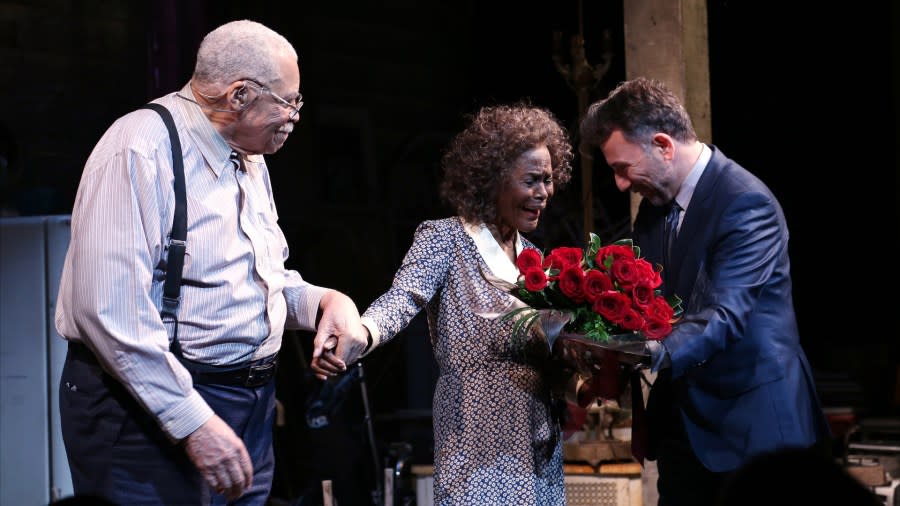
[633,145,829,472]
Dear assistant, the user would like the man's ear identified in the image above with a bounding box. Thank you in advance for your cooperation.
[651,133,675,159]
[228,82,250,110]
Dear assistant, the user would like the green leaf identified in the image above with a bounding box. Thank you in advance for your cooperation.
[603,255,614,270]
[587,233,603,260]
[509,308,545,347]
[500,306,538,323]
[667,293,684,318]
[509,310,534,343]
[523,311,542,334]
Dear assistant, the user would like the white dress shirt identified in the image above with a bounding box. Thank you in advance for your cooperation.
[647,142,712,370]
[55,83,328,439]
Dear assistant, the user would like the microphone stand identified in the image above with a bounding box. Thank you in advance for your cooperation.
[357,362,383,506]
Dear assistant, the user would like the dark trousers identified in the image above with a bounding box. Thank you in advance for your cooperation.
[649,371,727,506]
[59,343,276,505]
[656,437,727,506]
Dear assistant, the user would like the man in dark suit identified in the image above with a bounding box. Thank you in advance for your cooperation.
[579,77,830,505]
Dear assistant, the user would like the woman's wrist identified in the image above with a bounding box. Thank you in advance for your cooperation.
[362,328,373,354]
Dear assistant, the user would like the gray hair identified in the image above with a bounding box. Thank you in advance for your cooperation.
[580,77,697,149]
[192,20,297,89]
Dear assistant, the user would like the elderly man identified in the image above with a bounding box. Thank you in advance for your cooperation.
[56,20,366,504]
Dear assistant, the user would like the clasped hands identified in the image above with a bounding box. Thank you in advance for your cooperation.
[309,290,370,380]
[181,290,368,499]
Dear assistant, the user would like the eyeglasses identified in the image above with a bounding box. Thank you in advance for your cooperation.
[244,80,304,120]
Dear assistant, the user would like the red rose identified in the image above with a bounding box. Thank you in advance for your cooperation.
[631,280,655,310]
[610,257,641,291]
[619,307,645,331]
[516,248,543,272]
[544,246,583,270]
[646,296,675,322]
[593,291,631,321]
[523,267,548,291]
[595,244,635,270]
[634,258,662,288]
[503,235,681,346]
[643,318,672,340]
[582,269,614,303]
[557,265,586,302]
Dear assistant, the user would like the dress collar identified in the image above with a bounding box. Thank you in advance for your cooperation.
[461,219,523,284]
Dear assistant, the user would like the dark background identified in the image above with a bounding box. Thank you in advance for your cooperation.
[1,1,897,503]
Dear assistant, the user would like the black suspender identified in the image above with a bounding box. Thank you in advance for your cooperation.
[137,104,278,378]
[140,103,187,324]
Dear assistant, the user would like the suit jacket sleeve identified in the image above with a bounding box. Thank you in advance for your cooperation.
[663,190,787,380]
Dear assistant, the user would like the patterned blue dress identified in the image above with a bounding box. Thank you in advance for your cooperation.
[362,217,565,505]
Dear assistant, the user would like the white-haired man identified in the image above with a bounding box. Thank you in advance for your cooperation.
[56,20,366,504]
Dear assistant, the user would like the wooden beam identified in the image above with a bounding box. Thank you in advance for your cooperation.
[622,0,711,225]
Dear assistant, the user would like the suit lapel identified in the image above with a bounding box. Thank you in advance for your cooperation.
[669,147,727,292]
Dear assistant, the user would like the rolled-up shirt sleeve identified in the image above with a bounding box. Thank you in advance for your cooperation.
[283,270,329,331]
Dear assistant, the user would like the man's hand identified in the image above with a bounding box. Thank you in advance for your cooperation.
[183,415,253,500]
[332,324,370,366]
[310,290,369,380]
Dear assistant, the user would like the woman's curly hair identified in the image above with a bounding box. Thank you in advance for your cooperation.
[440,103,574,225]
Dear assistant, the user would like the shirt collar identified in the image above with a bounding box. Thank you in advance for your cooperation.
[461,219,523,284]
[674,142,711,212]
[173,82,251,178]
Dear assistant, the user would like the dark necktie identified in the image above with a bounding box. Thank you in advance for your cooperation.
[663,201,682,274]
[632,201,682,464]
[229,151,242,171]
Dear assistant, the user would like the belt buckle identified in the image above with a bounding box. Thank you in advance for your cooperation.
[245,360,276,387]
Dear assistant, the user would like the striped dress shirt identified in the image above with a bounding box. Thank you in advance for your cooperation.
[55,83,328,440]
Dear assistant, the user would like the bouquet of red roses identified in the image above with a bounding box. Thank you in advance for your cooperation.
[506,233,682,344]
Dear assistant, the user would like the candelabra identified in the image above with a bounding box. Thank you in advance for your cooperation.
[552,0,613,244]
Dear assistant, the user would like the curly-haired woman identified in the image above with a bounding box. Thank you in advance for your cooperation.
[360,103,573,504]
